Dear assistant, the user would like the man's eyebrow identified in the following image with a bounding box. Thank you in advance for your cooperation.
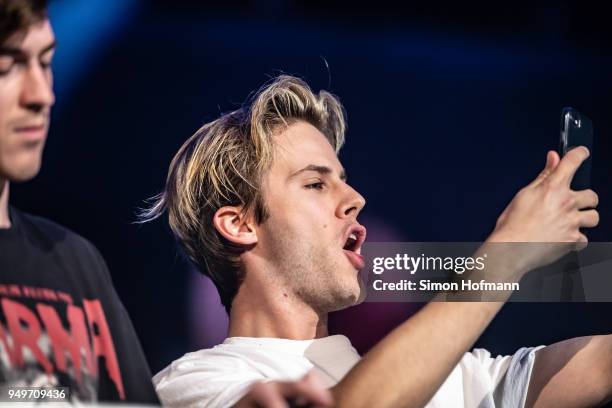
[0,41,57,57]
[289,164,347,181]
[0,46,24,56]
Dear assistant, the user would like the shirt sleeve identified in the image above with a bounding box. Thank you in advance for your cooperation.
[494,346,545,408]
[153,352,267,408]
[460,346,544,408]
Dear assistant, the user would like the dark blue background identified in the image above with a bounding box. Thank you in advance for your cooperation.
[11,1,612,373]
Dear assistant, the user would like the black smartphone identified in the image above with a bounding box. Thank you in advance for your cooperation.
[559,107,593,191]
[556,107,593,301]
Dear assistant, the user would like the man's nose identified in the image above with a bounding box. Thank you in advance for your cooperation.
[20,63,55,112]
[337,185,366,219]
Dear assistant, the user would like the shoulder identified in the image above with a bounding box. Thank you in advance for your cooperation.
[154,346,265,384]
[13,208,112,284]
[16,209,96,249]
[15,208,106,264]
[154,347,265,408]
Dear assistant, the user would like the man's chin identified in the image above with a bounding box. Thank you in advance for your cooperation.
[3,162,42,182]
[330,282,364,312]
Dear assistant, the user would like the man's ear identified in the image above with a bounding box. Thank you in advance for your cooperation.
[213,206,258,246]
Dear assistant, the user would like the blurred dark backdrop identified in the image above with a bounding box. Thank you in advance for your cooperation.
[11,0,612,373]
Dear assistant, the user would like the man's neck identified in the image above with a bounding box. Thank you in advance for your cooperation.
[0,179,10,228]
[228,278,329,340]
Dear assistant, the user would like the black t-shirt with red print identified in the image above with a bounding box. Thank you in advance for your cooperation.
[0,207,159,404]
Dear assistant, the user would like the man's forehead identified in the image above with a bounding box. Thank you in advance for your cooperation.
[272,121,344,176]
[1,19,54,53]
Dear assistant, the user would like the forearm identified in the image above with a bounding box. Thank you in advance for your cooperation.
[330,300,502,408]
[331,241,526,408]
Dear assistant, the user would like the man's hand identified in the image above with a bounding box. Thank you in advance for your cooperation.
[235,371,333,408]
[488,147,599,272]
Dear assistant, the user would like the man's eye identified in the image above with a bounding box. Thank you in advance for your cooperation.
[0,56,15,74]
[40,54,54,70]
[305,182,325,190]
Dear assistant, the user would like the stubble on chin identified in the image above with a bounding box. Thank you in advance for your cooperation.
[274,240,360,312]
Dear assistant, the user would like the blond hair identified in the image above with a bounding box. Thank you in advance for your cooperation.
[141,75,347,311]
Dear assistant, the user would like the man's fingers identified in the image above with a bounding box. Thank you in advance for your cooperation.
[237,382,288,408]
[531,150,560,186]
[574,233,588,252]
[550,146,589,186]
[575,189,599,209]
[545,150,561,172]
[576,188,599,209]
[235,372,333,408]
[278,374,333,407]
[302,371,333,406]
[579,210,599,228]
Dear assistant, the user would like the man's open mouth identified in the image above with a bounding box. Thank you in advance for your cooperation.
[342,224,367,270]
[342,224,367,254]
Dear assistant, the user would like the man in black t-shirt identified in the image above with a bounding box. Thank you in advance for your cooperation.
[0,0,158,404]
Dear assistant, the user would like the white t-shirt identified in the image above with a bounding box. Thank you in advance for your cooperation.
[153,335,543,408]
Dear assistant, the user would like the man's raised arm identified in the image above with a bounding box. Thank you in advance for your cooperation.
[332,147,599,408]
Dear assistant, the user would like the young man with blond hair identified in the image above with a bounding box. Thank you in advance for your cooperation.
[148,75,608,407]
